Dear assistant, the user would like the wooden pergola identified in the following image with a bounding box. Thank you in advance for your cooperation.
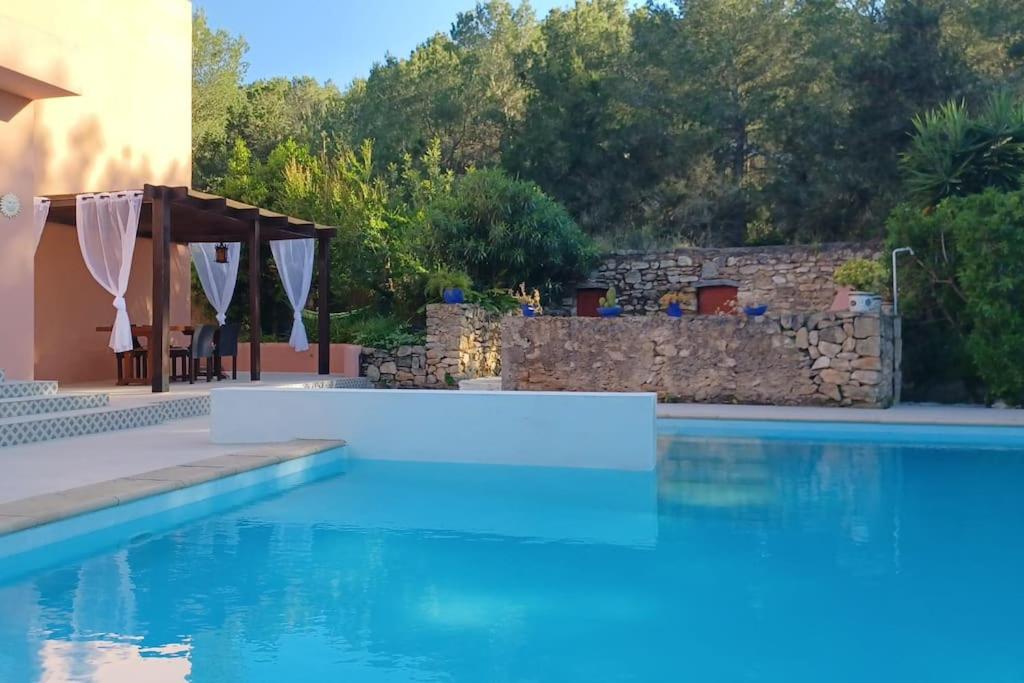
[45,185,336,392]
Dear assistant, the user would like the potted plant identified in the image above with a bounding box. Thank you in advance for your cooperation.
[659,292,686,318]
[515,283,543,317]
[833,259,886,313]
[597,287,623,317]
[424,269,472,304]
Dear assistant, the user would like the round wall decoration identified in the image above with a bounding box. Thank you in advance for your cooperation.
[0,193,21,219]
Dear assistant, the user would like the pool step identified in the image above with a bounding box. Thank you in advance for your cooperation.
[307,377,374,389]
[0,380,59,400]
[0,394,210,449]
[0,393,110,420]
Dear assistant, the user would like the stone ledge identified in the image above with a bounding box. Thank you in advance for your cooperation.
[0,439,345,536]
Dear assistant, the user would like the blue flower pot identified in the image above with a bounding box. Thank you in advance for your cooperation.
[666,302,683,318]
[521,303,537,317]
[744,304,768,317]
[597,306,623,318]
[442,288,465,304]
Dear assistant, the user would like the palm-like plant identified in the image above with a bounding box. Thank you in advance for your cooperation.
[902,93,1024,207]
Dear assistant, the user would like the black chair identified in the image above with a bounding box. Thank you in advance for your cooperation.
[169,337,190,382]
[189,324,217,383]
[215,323,241,380]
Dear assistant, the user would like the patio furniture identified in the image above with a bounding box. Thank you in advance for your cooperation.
[114,335,148,385]
[97,324,194,386]
[189,324,217,384]
[169,344,190,382]
[61,185,336,393]
[215,323,241,380]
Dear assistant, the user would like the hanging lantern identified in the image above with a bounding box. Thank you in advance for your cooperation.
[214,242,229,264]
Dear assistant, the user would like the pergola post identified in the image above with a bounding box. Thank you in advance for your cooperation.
[317,230,331,375]
[150,186,171,393]
[248,217,261,381]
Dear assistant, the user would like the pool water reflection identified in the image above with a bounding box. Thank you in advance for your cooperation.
[1,432,1022,682]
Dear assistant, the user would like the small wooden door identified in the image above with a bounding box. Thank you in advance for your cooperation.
[697,285,738,314]
[576,288,605,317]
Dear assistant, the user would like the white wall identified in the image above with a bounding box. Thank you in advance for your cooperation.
[212,388,657,471]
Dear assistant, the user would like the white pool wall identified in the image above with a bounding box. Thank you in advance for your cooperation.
[211,388,657,471]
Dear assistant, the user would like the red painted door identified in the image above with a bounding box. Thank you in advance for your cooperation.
[697,285,738,314]
[576,288,605,317]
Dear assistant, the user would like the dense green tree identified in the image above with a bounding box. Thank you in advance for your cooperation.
[424,168,597,297]
[192,10,247,188]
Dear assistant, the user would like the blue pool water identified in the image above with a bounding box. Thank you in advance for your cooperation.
[1,429,1023,682]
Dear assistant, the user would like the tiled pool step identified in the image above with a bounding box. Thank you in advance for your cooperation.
[0,393,110,420]
[0,381,58,400]
[306,377,373,389]
[0,394,210,449]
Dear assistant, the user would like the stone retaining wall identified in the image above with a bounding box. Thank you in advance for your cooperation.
[502,312,900,407]
[361,304,503,389]
[583,242,881,314]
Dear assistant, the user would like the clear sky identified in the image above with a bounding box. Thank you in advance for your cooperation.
[194,0,577,87]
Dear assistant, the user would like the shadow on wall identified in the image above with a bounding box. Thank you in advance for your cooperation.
[29,106,191,384]
[0,92,31,122]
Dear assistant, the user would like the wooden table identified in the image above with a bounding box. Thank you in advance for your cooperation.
[96,324,193,385]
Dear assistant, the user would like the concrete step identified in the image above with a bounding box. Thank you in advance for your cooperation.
[0,381,59,400]
[0,392,110,420]
[0,394,210,449]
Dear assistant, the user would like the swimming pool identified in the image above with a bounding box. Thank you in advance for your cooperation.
[1,424,1022,682]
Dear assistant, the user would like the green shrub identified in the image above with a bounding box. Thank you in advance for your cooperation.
[947,189,1024,404]
[302,309,423,350]
[425,168,598,300]
[834,259,887,293]
[886,202,978,400]
[887,189,1024,403]
[465,288,520,314]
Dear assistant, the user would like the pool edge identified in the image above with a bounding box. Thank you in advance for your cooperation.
[0,439,345,537]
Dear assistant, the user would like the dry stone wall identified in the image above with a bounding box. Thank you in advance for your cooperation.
[502,312,900,407]
[361,304,503,389]
[584,242,881,314]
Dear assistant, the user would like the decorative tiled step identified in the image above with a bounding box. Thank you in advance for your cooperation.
[0,405,166,448]
[0,394,211,449]
[0,393,109,420]
[310,377,374,390]
[0,381,58,400]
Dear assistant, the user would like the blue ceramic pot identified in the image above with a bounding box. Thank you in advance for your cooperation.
[666,302,683,318]
[521,303,536,317]
[597,306,623,318]
[744,304,768,316]
[442,288,465,304]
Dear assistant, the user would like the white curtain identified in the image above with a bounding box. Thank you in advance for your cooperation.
[33,196,50,252]
[76,191,143,353]
[190,242,241,324]
[270,238,315,352]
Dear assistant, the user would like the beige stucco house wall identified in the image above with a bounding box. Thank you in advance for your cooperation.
[0,1,193,382]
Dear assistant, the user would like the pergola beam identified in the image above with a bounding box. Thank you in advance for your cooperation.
[318,230,332,374]
[248,216,262,381]
[150,186,172,393]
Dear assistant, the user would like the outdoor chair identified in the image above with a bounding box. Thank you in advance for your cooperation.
[215,323,241,380]
[115,335,148,384]
[169,335,190,382]
[189,324,217,384]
